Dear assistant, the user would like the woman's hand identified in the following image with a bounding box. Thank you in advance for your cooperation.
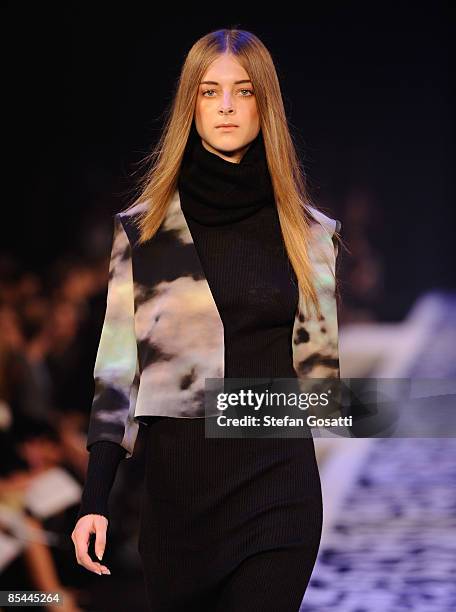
[71,514,111,575]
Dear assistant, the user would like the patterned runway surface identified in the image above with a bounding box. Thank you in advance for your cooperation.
[302,438,456,611]
[302,292,456,611]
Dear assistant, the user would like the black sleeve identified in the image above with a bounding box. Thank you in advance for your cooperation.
[76,440,127,522]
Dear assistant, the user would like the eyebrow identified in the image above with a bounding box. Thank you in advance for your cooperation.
[200,79,252,85]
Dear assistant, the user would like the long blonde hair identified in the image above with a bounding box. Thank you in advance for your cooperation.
[124,27,342,319]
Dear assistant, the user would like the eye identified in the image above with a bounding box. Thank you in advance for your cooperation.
[201,89,254,97]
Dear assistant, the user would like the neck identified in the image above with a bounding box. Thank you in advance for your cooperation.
[177,128,275,227]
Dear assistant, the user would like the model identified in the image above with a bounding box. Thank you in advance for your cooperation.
[72,27,342,612]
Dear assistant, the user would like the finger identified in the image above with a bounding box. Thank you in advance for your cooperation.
[78,549,109,574]
[94,521,107,561]
[73,530,107,575]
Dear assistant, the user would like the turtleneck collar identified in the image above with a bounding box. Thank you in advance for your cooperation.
[177,123,275,226]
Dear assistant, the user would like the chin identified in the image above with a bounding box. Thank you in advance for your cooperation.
[208,139,241,152]
[216,142,242,153]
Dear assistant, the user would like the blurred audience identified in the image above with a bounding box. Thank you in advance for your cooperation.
[0,233,134,610]
[336,186,385,325]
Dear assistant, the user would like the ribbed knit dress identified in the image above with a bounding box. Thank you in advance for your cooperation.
[77,126,324,612]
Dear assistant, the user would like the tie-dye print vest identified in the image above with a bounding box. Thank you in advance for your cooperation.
[86,189,341,457]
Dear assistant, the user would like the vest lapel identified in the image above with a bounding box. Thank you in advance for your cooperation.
[131,190,224,417]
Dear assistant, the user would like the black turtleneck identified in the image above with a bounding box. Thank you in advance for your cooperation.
[177,124,274,225]
[178,124,299,379]
[77,125,299,522]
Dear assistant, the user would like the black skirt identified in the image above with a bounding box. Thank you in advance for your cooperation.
[138,416,323,612]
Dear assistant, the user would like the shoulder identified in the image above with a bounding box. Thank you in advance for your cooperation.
[117,200,148,223]
[114,201,149,247]
[304,203,342,237]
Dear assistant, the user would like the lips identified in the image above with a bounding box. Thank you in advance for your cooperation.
[216,124,238,128]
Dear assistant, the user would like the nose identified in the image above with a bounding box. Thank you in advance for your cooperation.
[218,92,234,114]
[219,106,234,115]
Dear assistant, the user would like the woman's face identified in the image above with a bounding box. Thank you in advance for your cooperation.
[195,53,260,163]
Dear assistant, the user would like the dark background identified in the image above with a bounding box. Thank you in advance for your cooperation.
[7,3,454,320]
